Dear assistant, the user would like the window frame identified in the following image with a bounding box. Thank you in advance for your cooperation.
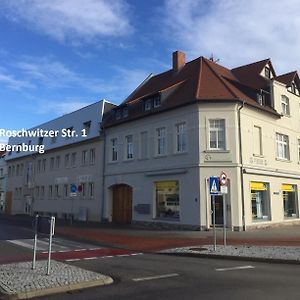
[276,133,290,160]
[208,119,226,151]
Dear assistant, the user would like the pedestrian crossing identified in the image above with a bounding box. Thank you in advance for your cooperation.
[5,237,101,253]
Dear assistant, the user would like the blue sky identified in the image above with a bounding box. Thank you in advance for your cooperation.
[1,0,300,143]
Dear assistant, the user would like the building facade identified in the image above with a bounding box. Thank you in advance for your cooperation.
[102,51,300,230]
[0,151,7,213]
[5,100,115,221]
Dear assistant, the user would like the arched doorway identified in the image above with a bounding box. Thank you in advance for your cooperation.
[112,184,132,224]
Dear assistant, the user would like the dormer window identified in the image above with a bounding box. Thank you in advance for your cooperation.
[145,99,152,111]
[290,82,300,96]
[153,96,161,108]
[264,66,271,79]
[281,95,290,116]
[115,110,121,120]
[257,93,265,106]
[123,107,128,118]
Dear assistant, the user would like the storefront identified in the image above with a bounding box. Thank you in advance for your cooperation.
[282,184,297,218]
[251,181,270,221]
[155,181,180,220]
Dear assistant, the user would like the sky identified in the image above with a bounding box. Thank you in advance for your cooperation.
[1,0,300,143]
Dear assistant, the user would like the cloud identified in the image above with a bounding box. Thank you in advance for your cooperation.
[35,100,94,116]
[0,0,132,44]
[0,67,34,90]
[162,0,300,74]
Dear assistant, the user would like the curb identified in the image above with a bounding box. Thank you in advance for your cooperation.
[0,276,113,300]
[159,252,300,265]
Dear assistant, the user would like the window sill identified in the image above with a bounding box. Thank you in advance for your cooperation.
[173,151,188,156]
[253,154,264,158]
[108,160,119,164]
[154,217,180,222]
[275,157,291,163]
[123,158,134,163]
[154,154,167,159]
[204,149,230,153]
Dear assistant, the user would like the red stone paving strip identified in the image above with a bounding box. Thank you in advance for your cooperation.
[55,226,300,251]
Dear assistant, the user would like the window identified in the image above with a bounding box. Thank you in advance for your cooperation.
[140,131,148,159]
[111,138,118,161]
[64,184,68,198]
[71,152,77,167]
[156,127,166,155]
[12,165,15,177]
[82,150,88,165]
[209,119,225,150]
[153,96,161,108]
[0,168,3,177]
[123,107,129,118]
[145,99,152,111]
[55,185,60,198]
[175,123,187,153]
[82,183,86,197]
[65,127,73,139]
[115,110,121,120]
[251,182,270,221]
[51,136,57,144]
[89,182,94,198]
[125,135,133,159]
[41,186,45,198]
[8,166,11,177]
[155,181,180,220]
[42,159,46,172]
[257,93,265,106]
[298,140,300,162]
[50,157,54,170]
[89,149,95,165]
[55,156,60,169]
[282,184,297,218]
[37,160,41,173]
[264,66,271,79]
[290,82,299,96]
[16,164,19,176]
[38,137,44,145]
[20,164,24,176]
[65,154,70,168]
[276,133,289,160]
[253,126,262,156]
[83,121,91,135]
[48,185,53,198]
[281,95,290,116]
[35,186,39,198]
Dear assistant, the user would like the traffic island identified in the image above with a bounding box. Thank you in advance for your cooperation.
[0,260,113,299]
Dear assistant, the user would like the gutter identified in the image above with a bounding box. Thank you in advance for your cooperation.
[100,124,106,222]
[238,100,246,231]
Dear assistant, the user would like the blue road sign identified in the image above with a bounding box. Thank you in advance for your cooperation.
[209,177,220,195]
[70,184,77,193]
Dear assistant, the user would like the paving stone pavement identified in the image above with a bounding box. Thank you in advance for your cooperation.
[160,245,300,263]
[0,260,113,299]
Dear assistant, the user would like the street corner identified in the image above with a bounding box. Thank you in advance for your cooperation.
[0,260,113,299]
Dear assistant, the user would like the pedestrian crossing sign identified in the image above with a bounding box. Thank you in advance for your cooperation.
[209,177,220,195]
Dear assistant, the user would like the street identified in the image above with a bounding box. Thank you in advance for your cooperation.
[1,217,300,299]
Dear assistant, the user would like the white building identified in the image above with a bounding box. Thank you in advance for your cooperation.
[0,151,7,213]
[5,100,115,221]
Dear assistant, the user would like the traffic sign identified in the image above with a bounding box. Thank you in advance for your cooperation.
[209,177,219,195]
[70,184,77,193]
[219,171,228,186]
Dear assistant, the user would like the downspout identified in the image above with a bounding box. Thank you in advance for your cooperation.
[238,100,246,231]
[100,124,106,222]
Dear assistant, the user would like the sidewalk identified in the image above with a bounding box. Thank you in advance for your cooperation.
[55,223,300,252]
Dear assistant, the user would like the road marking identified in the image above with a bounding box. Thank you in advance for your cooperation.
[74,248,87,252]
[65,258,81,262]
[90,248,102,251]
[6,239,42,251]
[83,257,97,260]
[215,265,255,272]
[130,253,143,256]
[132,273,180,282]
[117,254,130,257]
[58,250,70,253]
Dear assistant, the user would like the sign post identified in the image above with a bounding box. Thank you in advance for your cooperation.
[219,171,228,247]
[209,177,219,251]
[32,214,39,270]
[46,216,55,275]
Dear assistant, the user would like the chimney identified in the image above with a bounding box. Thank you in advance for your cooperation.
[172,51,185,72]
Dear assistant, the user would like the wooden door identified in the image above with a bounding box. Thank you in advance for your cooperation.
[112,185,132,224]
[5,191,12,215]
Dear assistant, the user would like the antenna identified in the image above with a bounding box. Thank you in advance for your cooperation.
[209,53,220,63]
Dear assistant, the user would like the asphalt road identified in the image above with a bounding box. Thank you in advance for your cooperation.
[31,253,300,300]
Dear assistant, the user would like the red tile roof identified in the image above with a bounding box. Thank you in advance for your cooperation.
[275,71,298,86]
[103,54,281,127]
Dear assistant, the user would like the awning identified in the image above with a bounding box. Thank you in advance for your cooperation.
[155,181,178,190]
[282,184,295,192]
[250,182,267,191]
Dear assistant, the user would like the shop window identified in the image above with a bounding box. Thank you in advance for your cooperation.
[155,181,180,220]
[282,184,297,218]
[251,182,270,221]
